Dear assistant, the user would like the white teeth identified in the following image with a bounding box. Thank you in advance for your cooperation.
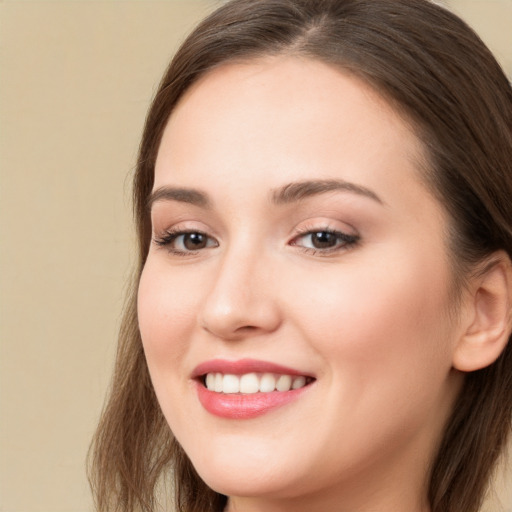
[204,372,310,394]
[205,373,215,390]
[292,376,306,389]
[240,373,259,394]
[259,373,276,392]
[276,374,292,392]
[222,374,240,394]
[214,373,223,392]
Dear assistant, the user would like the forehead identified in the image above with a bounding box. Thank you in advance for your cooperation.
[154,56,431,212]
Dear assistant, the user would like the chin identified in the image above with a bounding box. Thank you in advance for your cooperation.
[186,443,302,499]
[199,468,296,501]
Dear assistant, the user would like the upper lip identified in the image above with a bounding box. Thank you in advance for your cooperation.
[191,358,315,379]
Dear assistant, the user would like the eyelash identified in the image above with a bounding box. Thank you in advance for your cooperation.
[153,227,359,256]
[290,227,360,255]
[154,229,218,256]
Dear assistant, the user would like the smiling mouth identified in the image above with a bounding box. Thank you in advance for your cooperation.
[202,372,315,394]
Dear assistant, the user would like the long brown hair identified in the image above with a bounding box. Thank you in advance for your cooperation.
[88,1,512,511]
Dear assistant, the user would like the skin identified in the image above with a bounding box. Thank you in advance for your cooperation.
[138,56,467,512]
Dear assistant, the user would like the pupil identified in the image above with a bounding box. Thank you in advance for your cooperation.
[312,232,337,249]
[184,233,207,250]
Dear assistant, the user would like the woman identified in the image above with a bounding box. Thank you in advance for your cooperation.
[89,1,512,511]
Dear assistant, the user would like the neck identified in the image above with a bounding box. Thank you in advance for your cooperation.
[225,492,431,512]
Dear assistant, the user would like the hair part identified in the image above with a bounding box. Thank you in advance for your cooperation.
[88,1,512,511]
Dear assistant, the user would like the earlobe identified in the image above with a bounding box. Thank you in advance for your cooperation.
[453,252,512,372]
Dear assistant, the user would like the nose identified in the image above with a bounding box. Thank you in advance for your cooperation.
[198,248,282,341]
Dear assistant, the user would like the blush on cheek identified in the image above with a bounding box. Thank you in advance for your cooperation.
[138,264,202,375]
[315,270,451,370]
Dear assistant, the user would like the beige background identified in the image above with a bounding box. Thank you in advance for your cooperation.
[0,1,511,511]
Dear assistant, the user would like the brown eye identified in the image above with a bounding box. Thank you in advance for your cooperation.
[182,232,208,250]
[154,230,219,254]
[291,229,359,254]
[310,231,339,249]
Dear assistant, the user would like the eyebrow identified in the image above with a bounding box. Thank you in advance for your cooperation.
[271,179,383,205]
[147,178,383,210]
[148,186,211,210]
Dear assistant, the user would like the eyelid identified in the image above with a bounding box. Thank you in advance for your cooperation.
[152,218,218,241]
[291,219,358,239]
[151,219,359,257]
[289,223,360,255]
[153,225,219,256]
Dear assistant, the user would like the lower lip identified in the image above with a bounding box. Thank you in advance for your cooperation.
[196,382,310,419]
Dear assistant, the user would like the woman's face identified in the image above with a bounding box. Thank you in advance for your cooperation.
[138,57,464,510]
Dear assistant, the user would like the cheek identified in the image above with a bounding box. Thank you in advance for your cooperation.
[289,249,456,387]
[137,261,198,375]
[137,260,208,438]
[282,253,458,469]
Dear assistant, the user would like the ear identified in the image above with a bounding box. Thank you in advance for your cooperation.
[453,252,512,372]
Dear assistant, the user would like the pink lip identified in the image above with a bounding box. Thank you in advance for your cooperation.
[192,359,315,420]
[191,358,313,378]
